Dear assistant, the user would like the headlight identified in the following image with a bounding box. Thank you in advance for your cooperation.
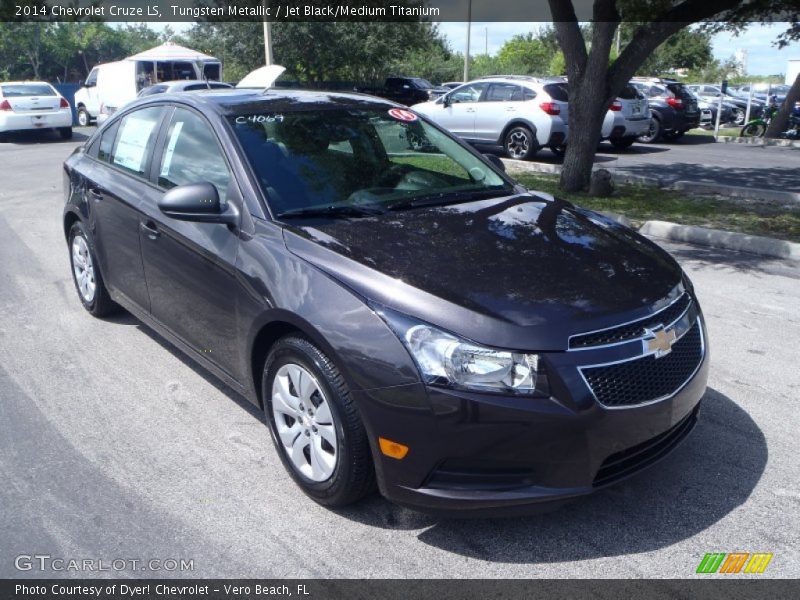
[375,306,547,396]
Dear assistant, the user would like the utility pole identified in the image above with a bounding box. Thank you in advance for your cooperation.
[262,0,273,65]
[485,27,488,56]
[463,0,471,82]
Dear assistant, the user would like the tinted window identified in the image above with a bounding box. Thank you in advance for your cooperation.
[485,83,525,102]
[85,69,98,87]
[618,84,642,100]
[110,107,164,177]
[0,84,55,97]
[158,108,231,202]
[97,121,120,163]
[544,83,569,102]
[448,83,485,103]
[522,87,536,101]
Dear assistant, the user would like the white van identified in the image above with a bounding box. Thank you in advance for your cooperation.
[75,43,222,126]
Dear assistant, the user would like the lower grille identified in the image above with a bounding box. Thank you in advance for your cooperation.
[581,321,703,408]
[593,407,698,487]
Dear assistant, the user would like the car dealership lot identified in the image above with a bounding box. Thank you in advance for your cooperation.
[1,131,799,578]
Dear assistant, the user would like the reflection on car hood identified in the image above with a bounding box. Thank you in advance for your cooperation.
[282,193,683,350]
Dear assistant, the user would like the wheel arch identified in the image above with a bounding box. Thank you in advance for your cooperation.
[498,119,539,147]
[63,209,81,241]
[248,310,347,409]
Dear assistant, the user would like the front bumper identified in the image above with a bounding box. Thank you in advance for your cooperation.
[354,314,709,516]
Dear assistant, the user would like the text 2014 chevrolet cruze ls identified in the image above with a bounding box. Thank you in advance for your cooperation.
[63,84,708,515]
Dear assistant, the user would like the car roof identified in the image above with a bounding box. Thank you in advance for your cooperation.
[0,81,54,86]
[133,88,400,115]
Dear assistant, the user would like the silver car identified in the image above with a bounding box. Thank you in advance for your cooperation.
[601,83,650,149]
[413,76,569,160]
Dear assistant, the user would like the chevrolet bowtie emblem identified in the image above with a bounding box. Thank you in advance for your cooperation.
[643,325,677,358]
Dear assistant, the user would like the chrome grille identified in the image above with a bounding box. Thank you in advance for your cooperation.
[570,293,691,350]
[581,321,704,408]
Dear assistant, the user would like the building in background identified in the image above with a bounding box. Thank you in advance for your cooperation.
[735,49,748,76]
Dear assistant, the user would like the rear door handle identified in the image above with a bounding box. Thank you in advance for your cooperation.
[88,188,103,202]
[140,220,160,240]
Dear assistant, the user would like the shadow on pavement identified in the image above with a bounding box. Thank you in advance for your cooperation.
[0,129,89,145]
[618,161,800,191]
[660,241,800,277]
[338,388,767,564]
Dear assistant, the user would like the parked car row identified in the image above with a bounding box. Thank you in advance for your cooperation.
[410,75,691,160]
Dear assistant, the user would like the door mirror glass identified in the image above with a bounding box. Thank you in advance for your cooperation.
[158,182,238,226]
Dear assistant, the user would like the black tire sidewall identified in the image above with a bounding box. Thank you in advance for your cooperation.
[638,118,660,143]
[262,338,356,502]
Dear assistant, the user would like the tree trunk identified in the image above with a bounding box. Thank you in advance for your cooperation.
[765,72,800,139]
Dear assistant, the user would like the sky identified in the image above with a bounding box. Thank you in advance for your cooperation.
[154,21,798,78]
[437,22,798,77]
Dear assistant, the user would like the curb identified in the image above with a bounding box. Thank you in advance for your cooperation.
[639,220,800,260]
[715,136,800,148]
[671,181,800,205]
[502,159,664,188]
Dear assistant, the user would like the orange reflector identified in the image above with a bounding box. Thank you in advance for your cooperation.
[379,437,409,460]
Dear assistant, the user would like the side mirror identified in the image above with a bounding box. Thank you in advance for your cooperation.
[158,182,239,226]
[77,80,85,88]
[484,154,506,172]
[442,95,451,107]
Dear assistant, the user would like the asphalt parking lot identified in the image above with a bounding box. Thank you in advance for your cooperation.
[1,128,799,578]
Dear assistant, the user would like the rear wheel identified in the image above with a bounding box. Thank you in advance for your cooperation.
[68,221,118,317]
[637,117,661,143]
[77,107,90,127]
[741,122,766,138]
[549,144,566,158]
[263,335,375,507]
[59,127,73,140]
[504,126,538,160]
[610,137,637,150]
[662,130,685,141]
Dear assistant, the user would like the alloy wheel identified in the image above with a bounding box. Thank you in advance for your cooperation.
[271,363,338,482]
[71,235,96,303]
[506,130,530,159]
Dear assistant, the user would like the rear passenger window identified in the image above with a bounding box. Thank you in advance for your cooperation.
[158,108,231,202]
[110,107,164,177]
[97,121,119,162]
[485,83,524,102]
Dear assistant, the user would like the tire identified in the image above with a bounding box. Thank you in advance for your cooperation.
[740,122,766,138]
[637,117,661,143]
[68,221,119,317]
[732,108,745,126]
[503,126,538,160]
[662,130,685,141]
[77,107,90,127]
[610,137,636,150]
[549,144,566,158]
[263,335,376,507]
[59,127,73,140]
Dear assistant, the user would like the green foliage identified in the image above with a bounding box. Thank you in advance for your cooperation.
[636,28,714,76]
[495,33,551,76]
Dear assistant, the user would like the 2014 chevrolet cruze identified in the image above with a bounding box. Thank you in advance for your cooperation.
[63,84,708,515]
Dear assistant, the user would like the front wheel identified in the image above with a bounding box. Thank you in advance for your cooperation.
[740,122,766,138]
[263,335,376,507]
[549,144,566,158]
[77,108,90,127]
[731,108,745,126]
[68,221,118,317]
[637,117,661,143]
[504,126,538,160]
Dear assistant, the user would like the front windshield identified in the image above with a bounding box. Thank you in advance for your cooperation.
[229,108,511,216]
[412,78,434,89]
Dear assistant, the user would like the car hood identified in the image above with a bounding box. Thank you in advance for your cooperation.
[282,193,683,350]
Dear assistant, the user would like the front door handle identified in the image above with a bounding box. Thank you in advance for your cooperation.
[140,220,160,240]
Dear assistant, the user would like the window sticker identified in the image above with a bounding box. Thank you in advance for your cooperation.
[113,116,157,173]
[160,121,184,177]
[388,108,418,122]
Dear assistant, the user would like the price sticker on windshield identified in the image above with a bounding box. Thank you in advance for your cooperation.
[388,108,418,122]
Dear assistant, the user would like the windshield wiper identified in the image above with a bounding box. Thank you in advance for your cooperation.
[276,205,385,219]
[385,187,510,212]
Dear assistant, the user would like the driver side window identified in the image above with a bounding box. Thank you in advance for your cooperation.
[448,83,486,104]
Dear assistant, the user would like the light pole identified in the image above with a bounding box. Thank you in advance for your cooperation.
[463,0,472,82]
[262,0,273,66]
